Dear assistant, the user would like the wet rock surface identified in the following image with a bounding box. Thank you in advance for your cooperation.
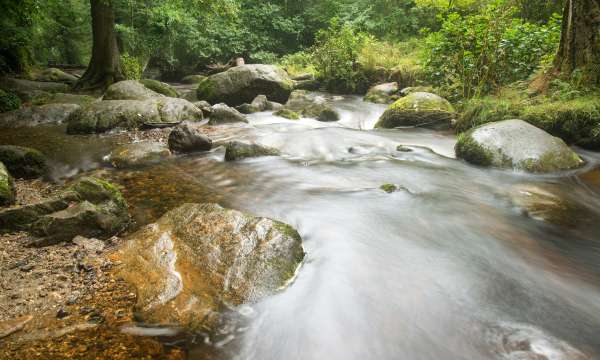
[116,203,304,330]
[103,80,163,101]
[0,145,48,179]
[364,82,399,104]
[209,103,248,125]
[168,122,213,153]
[225,141,281,161]
[109,141,171,169]
[280,90,340,121]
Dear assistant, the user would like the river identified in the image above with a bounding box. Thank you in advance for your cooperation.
[1,93,599,359]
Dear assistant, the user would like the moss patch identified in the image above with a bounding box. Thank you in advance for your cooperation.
[196,78,217,103]
[140,79,179,98]
[380,184,399,193]
[0,88,21,113]
[275,109,300,120]
[455,133,494,167]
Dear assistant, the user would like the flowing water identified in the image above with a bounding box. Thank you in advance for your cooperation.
[2,93,600,359]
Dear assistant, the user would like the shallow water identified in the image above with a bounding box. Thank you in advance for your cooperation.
[2,94,600,359]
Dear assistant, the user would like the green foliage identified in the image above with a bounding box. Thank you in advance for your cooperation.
[0,89,21,113]
[120,54,142,80]
[423,3,561,99]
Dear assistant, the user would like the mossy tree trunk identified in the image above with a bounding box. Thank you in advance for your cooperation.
[74,0,124,91]
[551,0,600,85]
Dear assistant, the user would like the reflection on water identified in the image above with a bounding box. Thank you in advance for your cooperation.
[1,94,600,359]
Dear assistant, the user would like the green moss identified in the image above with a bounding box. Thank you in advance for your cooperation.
[318,107,340,122]
[196,78,217,102]
[380,184,399,193]
[0,145,48,179]
[121,54,142,80]
[0,88,21,112]
[275,109,300,120]
[0,162,15,206]
[455,133,494,167]
[68,177,128,210]
[140,79,179,98]
[181,75,207,84]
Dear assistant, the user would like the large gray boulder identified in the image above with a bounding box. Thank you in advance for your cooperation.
[0,145,48,179]
[364,82,399,104]
[455,119,584,173]
[0,177,129,246]
[103,80,163,101]
[67,98,203,134]
[116,203,304,330]
[196,64,293,106]
[375,92,456,129]
[109,141,171,168]
[168,122,212,153]
[280,90,340,121]
[0,162,15,206]
[0,104,81,127]
[209,103,248,125]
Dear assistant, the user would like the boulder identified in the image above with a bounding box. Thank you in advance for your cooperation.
[181,75,207,84]
[193,100,213,117]
[33,68,78,83]
[109,141,171,169]
[282,90,340,121]
[168,122,212,153]
[275,109,300,120]
[455,120,584,173]
[67,98,203,134]
[209,103,248,125]
[29,177,129,246]
[374,92,456,130]
[236,103,260,114]
[0,104,81,127]
[225,141,280,161]
[0,196,75,232]
[0,145,48,179]
[103,80,163,101]
[0,78,70,97]
[30,92,96,106]
[196,64,293,106]
[116,203,304,330]
[139,79,179,98]
[236,95,270,114]
[0,162,15,206]
[364,82,399,104]
[266,101,283,111]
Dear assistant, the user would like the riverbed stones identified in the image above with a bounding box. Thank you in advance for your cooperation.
[66,98,203,134]
[0,162,15,206]
[281,90,340,121]
[116,202,304,330]
[139,79,179,98]
[0,145,48,179]
[456,120,583,173]
[236,95,270,114]
[209,103,248,125]
[225,141,280,161]
[364,82,399,104]
[0,104,81,127]
[103,80,163,101]
[109,141,171,168]
[196,64,293,106]
[168,122,212,153]
[375,92,456,129]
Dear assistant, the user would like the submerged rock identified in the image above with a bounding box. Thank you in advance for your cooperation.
[0,104,81,127]
[117,203,304,330]
[196,64,293,106]
[375,92,455,129]
[67,98,203,134]
[0,162,15,206]
[225,141,280,161]
[109,141,171,168]
[456,119,583,173]
[139,79,179,98]
[0,145,48,179]
[209,103,248,125]
[168,122,212,153]
[364,82,399,104]
[103,80,163,101]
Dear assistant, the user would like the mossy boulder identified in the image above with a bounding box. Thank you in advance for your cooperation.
[375,92,456,130]
[0,104,81,127]
[209,103,248,125]
[103,80,163,101]
[236,95,271,114]
[225,141,280,161]
[318,107,340,122]
[0,162,15,206]
[0,78,70,98]
[116,203,304,330]
[196,64,293,106]
[32,68,78,83]
[282,90,340,121]
[181,74,207,84]
[0,145,48,179]
[29,92,96,106]
[364,82,399,104]
[275,109,300,120]
[67,98,203,134]
[168,122,213,153]
[109,141,171,169]
[455,119,584,173]
[140,79,179,98]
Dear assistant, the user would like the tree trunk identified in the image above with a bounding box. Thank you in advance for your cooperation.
[551,0,600,85]
[74,0,124,91]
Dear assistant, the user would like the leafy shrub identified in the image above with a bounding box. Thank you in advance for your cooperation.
[249,51,279,65]
[120,54,142,80]
[280,51,316,78]
[423,4,561,99]
[0,89,21,113]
